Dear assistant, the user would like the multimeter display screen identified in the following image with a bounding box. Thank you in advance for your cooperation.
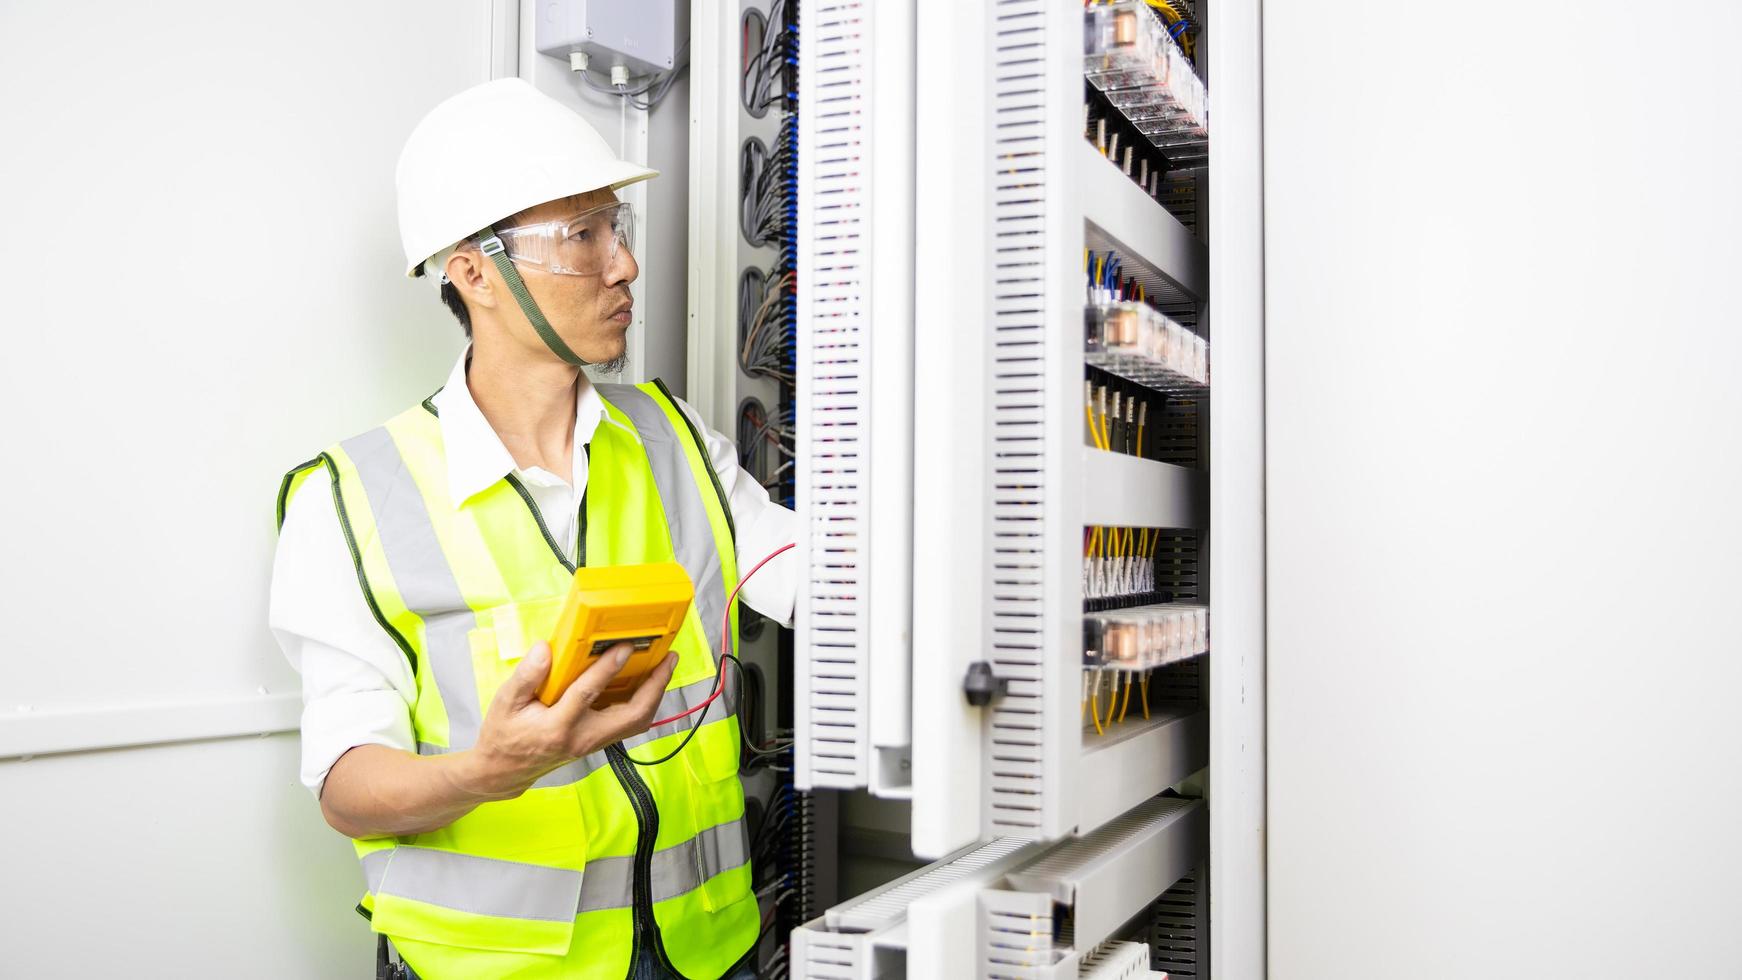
[588,635,659,656]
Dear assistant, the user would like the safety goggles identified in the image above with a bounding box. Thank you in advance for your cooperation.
[478,201,636,277]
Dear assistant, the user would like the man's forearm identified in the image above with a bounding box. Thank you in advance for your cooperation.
[319,744,515,839]
[315,643,673,840]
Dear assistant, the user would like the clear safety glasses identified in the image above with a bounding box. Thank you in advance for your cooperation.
[482,201,636,277]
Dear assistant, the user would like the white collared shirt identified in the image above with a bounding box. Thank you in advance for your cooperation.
[270,350,797,795]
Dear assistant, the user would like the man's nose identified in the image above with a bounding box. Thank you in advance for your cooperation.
[604,244,639,288]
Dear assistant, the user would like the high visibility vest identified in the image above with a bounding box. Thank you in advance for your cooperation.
[277,380,757,980]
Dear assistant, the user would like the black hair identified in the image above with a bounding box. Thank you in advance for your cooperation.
[438,279,472,339]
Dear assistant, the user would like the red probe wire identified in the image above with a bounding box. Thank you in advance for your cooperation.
[647,542,795,728]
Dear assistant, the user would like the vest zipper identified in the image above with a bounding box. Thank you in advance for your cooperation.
[504,445,593,571]
[506,446,666,974]
[504,473,577,573]
[606,744,680,978]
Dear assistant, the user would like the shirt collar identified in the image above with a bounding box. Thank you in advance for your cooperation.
[431,347,608,507]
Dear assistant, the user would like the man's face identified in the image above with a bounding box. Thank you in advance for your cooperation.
[489,188,639,367]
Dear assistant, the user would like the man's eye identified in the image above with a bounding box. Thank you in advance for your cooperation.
[572,229,592,243]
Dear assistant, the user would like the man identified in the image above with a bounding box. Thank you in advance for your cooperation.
[270,78,792,980]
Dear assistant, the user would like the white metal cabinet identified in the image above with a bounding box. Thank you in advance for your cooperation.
[791,0,1232,851]
[721,0,1269,972]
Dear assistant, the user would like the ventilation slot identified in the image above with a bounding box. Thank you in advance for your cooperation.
[1151,396,1202,469]
[794,929,863,980]
[1148,867,1207,977]
[1079,940,1153,979]
[1148,657,1204,710]
[980,888,1060,979]
[986,0,1052,837]
[1152,531,1199,601]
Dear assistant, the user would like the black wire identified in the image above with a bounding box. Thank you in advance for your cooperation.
[624,700,710,766]
[724,653,792,760]
[624,656,728,767]
[734,648,764,761]
[752,812,795,861]
[624,650,780,768]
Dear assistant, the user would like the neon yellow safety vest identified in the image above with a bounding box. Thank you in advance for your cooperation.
[277,380,758,980]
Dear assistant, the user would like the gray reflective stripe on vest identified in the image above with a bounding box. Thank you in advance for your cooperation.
[355,818,750,919]
[671,817,752,896]
[366,846,583,922]
[575,819,752,912]
[362,848,390,892]
[595,384,731,665]
[341,426,483,751]
[411,674,736,780]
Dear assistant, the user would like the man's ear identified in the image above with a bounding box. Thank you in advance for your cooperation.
[445,250,497,311]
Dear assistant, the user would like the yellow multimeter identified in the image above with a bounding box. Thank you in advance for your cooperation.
[537,562,695,708]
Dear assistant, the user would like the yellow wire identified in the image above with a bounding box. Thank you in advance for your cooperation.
[1140,673,1151,719]
[1136,420,1145,458]
[1089,692,1105,735]
[1105,674,1122,728]
[1085,404,1107,450]
[1119,672,1134,723]
[1144,0,1181,23]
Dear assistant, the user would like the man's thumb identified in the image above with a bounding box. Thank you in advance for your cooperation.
[501,641,553,706]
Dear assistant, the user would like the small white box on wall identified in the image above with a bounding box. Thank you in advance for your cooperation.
[534,0,682,74]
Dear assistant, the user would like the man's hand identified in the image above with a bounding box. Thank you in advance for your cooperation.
[318,640,676,839]
[457,641,679,801]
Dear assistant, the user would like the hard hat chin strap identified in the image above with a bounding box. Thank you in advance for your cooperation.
[478,228,589,367]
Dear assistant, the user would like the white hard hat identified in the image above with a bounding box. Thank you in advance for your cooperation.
[395,78,657,279]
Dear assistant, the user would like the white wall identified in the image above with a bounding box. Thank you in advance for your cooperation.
[1265,2,1742,977]
[0,1,689,974]
[644,73,693,394]
[518,0,693,394]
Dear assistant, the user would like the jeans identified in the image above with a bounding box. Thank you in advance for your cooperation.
[628,948,759,980]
